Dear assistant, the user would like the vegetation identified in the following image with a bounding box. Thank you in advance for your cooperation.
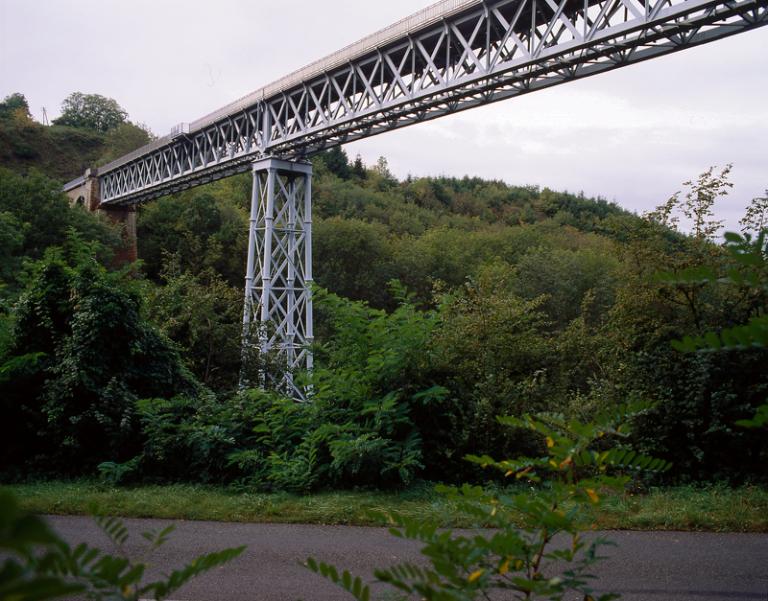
[0,93,151,180]
[52,93,130,134]
[5,482,766,532]
[0,91,766,512]
[0,490,243,601]
[308,405,669,600]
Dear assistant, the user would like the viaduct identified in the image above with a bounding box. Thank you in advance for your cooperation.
[63,0,768,398]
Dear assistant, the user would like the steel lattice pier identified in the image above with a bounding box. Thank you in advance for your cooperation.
[242,158,313,400]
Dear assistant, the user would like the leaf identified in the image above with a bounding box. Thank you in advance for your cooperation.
[467,569,484,583]
[147,546,245,598]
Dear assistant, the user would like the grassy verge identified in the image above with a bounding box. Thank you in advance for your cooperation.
[4,481,767,532]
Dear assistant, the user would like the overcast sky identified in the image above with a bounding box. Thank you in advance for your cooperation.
[1,0,766,232]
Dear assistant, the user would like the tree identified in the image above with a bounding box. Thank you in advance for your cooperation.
[53,92,128,133]
[370,156,397,191]
[319,146,351,179]
[351,154,367,180]
[741,191,768,235]
[0,234,199,476]
[147,260,243,390]
[646,164,732,241]
[0,168,119,289]
[137,190,249,285]
[0,93,31,121]
[313,217,395,308]
[98,122,153,165]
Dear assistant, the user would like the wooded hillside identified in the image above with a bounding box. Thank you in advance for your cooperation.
[1,91,766,489]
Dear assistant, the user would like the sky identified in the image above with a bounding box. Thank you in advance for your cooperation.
[1,0,766,232]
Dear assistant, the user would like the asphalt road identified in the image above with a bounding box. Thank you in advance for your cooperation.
[47,516,768,601]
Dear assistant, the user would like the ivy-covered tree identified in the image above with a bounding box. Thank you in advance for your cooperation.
[0,234,200,477]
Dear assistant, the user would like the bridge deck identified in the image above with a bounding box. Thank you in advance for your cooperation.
[67,0,768,205]
[87,0,484,180]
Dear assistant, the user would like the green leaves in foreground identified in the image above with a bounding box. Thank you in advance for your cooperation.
[672,316,768,352]
[307,404,669,600]
[0,490,84,601]
[736,404,768,429]
[0,489,245,601]
[657,230,768,353]
[305,558,371,601]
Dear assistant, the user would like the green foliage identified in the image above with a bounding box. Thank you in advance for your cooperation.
[315,146,353,180]
[308,405,669,600]
[664,230,767,352]
[97,122,153,166]
[646,165,732,241]
[0,168,118,289]
[741,190,768,234]
[137,190,248,285]
[511,246,619,327]
[427,268,553,478]
[0,490,84,601]
[4,108,767,492]
[0,115,128,181]
[313,217,396,307]
[736,404,768,429]
[308,287,442,488]
[229,288,443,491]
[306,558,371,600]
[660,228,768,439]
[97,457,142,486]
[0,93,31,122]
[0,489,244,601]
[0,234,198,476]
[134,287,443,490]
[53,92,128,133]
[147,258,243,390]
[136,391,265,483]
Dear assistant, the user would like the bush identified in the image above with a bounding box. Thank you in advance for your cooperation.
[308,404,670,601]
[0,235,198,477]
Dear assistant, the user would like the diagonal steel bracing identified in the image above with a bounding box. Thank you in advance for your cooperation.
[242,158,313,401]
[91,0,768,206]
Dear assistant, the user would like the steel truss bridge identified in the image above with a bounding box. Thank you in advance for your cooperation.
[65,0,768,398]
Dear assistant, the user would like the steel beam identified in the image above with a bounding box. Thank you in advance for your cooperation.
[242,157,313,401]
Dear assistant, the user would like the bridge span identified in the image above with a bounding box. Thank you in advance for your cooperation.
[63,0,768,398]
[66,0,767,207]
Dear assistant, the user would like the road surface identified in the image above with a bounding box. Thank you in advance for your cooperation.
[47,516,768,601]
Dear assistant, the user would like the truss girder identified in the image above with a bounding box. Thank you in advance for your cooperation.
[98,0,767,205]
[243,158,313,401]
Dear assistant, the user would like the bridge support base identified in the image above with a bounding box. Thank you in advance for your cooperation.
[101,205,137,264]
[65,168,137,265]
[242,157,313,401]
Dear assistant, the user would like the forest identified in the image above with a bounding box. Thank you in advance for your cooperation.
[1,90,766,496]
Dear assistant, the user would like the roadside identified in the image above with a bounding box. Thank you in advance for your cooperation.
[6,481,768,532]
[47,515,768,601]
